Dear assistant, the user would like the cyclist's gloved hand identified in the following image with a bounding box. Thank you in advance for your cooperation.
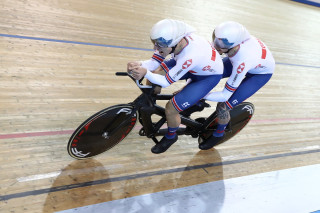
[129,67,147,80]
[127,61,141,72]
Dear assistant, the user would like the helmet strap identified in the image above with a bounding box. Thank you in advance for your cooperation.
[227,45,240,57]
[169,44,178,54]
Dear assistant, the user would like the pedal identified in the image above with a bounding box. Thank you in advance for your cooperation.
[139,128,146,136]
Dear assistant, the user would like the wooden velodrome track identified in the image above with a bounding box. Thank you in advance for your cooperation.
[1,0,320,212]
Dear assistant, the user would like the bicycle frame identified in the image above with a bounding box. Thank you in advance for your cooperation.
[116,72,217,144]
[67,72,254,159]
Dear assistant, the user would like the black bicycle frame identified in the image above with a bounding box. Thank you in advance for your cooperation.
[131,92,215,143]
[116,72,217,143]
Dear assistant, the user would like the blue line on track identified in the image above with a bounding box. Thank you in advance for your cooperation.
[276,62,319,69]
[0,33,153,52]
[1,33,319,69]
[291,0,320,7]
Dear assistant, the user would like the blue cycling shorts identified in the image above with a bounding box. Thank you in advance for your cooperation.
[222,57,273,109]
[162,58,222,112]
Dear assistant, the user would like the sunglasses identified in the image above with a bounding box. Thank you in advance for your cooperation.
[151,37,172,48]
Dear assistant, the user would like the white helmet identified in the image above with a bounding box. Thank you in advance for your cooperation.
[213,21,250,49]
[150,19,196,48]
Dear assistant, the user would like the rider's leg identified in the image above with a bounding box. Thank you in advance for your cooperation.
[214,102,231,137]
[150,101,180,154]
[216,73,273,133]
[209,57,232,137]
[151,75,222,154]
[199,73,273,150]
[165,101,181,137]
[199,102,230,150]
[225,73,273,109]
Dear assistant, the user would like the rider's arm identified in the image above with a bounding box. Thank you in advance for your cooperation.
[145,70,171,88]
[204,90,232,102]
[146,66,165,94]
[140,51,165,71]
[144,56,192,88]
[205,62,249,102]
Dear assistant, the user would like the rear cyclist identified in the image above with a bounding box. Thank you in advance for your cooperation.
[199,21,275,150]
[128,19,224,154]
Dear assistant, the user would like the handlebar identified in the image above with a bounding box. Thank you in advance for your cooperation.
[115,72,128,76]
[116,72,152,89]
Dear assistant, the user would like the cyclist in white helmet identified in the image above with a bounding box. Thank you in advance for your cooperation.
[199,21,275,150]
[127,19,224,154]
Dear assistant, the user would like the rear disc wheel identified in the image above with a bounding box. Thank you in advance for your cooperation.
[199,102,254,146]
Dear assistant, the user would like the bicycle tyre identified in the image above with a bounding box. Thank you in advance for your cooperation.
[199,102,254,146]
[67,104,137,159]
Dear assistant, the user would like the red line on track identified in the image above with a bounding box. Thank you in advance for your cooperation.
[0,130,74,139]
[251,117,320,123]
[1,118,320,139]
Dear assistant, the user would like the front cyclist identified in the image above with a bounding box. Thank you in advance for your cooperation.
[200,21,275,150]
[128,19,223,154]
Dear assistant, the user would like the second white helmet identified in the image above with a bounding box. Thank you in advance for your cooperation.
[150,19,196,48]
[213,21,250,49]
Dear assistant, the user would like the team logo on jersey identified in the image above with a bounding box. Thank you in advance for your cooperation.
[172,69,183,80]
[237,62,245,74]
[182,59,192,69]
[202,65,211,71]
[182,102,190,108]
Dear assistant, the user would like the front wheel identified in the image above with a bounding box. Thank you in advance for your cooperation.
[67,104,137,159]
[198,102,254,146]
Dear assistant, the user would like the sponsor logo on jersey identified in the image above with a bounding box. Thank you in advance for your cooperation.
[172,69,184,80]
[201,65,215,73]
[182,102,190,108]
[182,59,192,69]
[232,99,238,105]
[202,65,211,71]
[254,64,267,69]
[237,62,245,74]
[231,74,238,86]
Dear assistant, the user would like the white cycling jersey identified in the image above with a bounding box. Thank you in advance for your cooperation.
[205,35,275,102]
[140,50,165,71]
[142,33,224,88]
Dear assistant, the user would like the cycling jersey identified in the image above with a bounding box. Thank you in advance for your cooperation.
[142,33,224,88]
[141,33,224,112]
[205,35,275,108]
